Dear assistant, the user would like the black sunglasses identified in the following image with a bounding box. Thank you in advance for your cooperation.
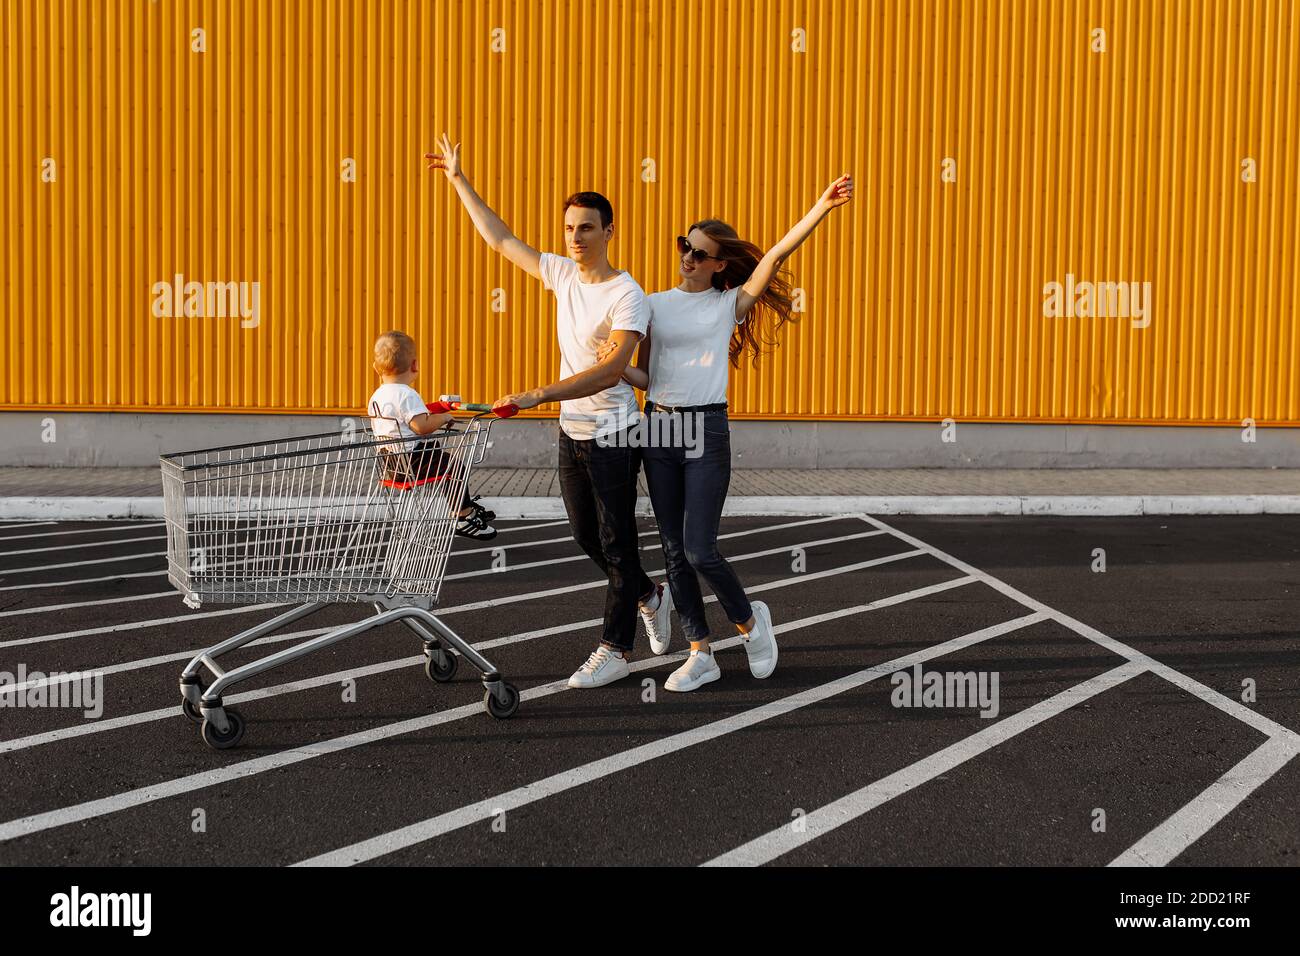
[677,235,723,263]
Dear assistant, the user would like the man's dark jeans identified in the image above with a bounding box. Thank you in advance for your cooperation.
[558,427,655,652]
[640,405,752,640]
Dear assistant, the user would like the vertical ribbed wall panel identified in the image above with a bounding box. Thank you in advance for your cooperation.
[1,0,1296,424]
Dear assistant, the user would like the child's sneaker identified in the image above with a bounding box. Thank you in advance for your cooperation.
[455,509,497,541]
[467,495,496,522]
[664,648,721,692]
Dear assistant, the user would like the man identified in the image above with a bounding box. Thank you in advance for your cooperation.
[426,132,672,688]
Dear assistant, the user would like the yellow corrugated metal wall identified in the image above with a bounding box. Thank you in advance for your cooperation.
[1,0,1296,425]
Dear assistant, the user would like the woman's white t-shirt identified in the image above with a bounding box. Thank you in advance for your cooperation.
[645,285,741,407]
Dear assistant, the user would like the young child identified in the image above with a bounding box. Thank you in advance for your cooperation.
[367,330,497,540]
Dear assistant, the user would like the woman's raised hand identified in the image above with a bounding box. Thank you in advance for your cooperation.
[819,174,854,209]
[424,132,462,179]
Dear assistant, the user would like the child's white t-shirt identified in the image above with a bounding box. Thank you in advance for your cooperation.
[368,383,427,443]
[539,253,651,441]
[645,285,741,407]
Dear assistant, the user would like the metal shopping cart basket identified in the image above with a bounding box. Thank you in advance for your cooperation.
[161,402,518,749]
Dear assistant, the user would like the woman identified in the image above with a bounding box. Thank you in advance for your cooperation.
[599,175,854,692]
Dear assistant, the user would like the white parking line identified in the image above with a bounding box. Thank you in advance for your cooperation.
[453,528,655,557]
[6,510,1293,868]
[444,527,884,582]
[857,514,1300,863]
[1,526,579,575]
[449,516,838,570]
[492,520,570,534]
[1,551,168,575]
[858,516,1300,748]
[293,607,1040,866]
[0,592,177,620]
[0,522,698,648]
[0,657,427,753]
[0,549,930,748]
[0,516,837,625]
[0,523,163,542]
[0,523,912,687]
[0,515,626,574]
[703,660,1146,866]
[0,604,288,651]
[0,523,56,533]
[0,536,163,557]
[0,567,959,843]
[1108,735,1300,867]
[1,549,926,700]
[0,515,842,621]
[0,570,166,592]
[0,522,645,616]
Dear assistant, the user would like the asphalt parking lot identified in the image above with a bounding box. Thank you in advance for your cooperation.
[0,513,1296,866]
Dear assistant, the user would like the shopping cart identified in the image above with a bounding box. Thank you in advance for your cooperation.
[161,400,518,749]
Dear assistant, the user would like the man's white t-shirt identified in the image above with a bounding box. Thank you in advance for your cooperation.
[645,285,742,407]
[367,382,426,448]
[539,252,651,441]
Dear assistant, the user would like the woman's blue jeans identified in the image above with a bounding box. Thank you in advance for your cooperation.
[641,404,753,640]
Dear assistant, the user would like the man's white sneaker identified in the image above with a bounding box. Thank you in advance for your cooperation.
[741,601,778,679]
[664,649,721,692]
[639,583,673,655]
[567,645,630,689]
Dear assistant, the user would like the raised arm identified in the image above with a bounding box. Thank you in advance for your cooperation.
[426,132,542,280]
[736,174,854,319]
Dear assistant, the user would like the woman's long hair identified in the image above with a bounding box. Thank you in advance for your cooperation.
[687,218,797,367]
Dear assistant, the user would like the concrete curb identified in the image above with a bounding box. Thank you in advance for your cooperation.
[3,495,1300,521]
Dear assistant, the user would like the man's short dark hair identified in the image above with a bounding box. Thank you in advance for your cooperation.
[563,191,614,229]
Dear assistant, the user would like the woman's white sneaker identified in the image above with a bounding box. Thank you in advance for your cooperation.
[567,645,630,688]
[741,601,778,678]
[639,583,673,655]
[664,649,721,692]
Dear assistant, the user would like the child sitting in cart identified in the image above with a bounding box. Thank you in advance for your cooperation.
[368,330,497,541]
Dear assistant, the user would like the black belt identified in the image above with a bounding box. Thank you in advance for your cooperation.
[645,401,728,415]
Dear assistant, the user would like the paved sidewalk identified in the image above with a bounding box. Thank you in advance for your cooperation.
[0,466,1297,498]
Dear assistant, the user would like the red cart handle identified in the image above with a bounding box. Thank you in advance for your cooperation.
[437,395,518,418]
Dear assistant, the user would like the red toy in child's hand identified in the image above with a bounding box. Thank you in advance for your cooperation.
[426,401,456,414]
[492,403,520,419]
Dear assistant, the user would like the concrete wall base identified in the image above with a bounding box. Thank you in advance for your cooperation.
[1,412,1296,468]
[3,494,1299,521]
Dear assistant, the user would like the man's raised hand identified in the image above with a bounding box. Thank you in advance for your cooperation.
[424,132,462,179]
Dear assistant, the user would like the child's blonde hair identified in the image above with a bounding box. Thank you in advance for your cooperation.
[374,331,417,375]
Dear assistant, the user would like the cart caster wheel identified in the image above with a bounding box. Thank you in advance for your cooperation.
[424,649,458,682]
[483,682,520,719]
[181,678,208,724]
[200,709,246,749]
